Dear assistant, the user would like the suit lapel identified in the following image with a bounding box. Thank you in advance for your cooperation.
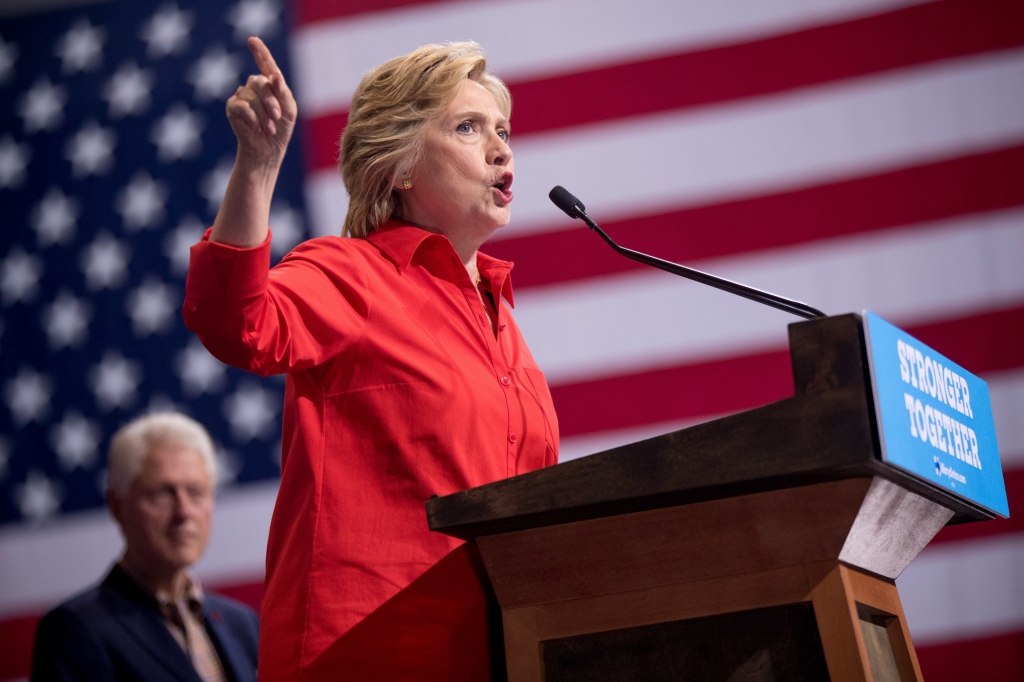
[205,605,255,682]
[102,567,201,682]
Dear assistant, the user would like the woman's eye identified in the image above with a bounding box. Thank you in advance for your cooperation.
[498,130,509,142]
[456,121,473,133]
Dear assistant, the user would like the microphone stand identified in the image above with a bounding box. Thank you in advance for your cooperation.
[549,186,827,321]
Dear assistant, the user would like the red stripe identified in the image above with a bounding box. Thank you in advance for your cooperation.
[302,0,1024,171]
[917,628,1024,682]
[930,468,1024,543]
[551,305,1024,438]
[0,613,39,680]
[306,110,346,174]
[2,556,1021,681]
[509,0,1024,136]
[0,579,263,680]
[909,305,1024,377]
[490,145,1024,289]
[209,579,263,612]
[293,0,435,26]
[552,349,794,439]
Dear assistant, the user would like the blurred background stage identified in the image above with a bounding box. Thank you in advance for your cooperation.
[1,0,1022,679]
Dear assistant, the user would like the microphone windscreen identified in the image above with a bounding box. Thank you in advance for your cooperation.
[549,185,584,218]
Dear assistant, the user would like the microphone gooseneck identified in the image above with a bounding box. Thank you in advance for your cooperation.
[547,186,827,320]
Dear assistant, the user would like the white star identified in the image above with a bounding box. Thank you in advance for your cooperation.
[0,35,18,84]
[126,275,177,337]
[103,61,155,119]
[199,157,233,215]
[216,445,241,486]
[50,410,102,471]
[1,246,43,306]
[186,46,241,102]
[32,187,79,248]
[88,350,142,412]
[116,171,167,231]
[226,0,280,41]
[16,470,63,524]
[270,203,305,257]
[176,338,226,397]
[0,134,31,189]
[140,3,194,58]
[42,289,92,350]
[222,380,278,442]
[17,77,67,134]
[163,215,204,276]
[0,436,9,480]
[145,392,185,415]
[65,120,116,178]
[150,103,203,162]
[54,17,105,75]
[80,232,130,291]
[4,367,52,426]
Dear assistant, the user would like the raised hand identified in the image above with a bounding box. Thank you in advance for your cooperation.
[210,37,296,247]
[226,37,297,169]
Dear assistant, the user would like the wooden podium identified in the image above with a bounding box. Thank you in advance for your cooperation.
[427,314,997,682]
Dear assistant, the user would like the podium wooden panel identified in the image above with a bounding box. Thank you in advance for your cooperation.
[427,315,995,681]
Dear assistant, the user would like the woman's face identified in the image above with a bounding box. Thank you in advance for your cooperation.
[400,79,513,248]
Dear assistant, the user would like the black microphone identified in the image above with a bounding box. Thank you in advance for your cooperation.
[548,186,826,320]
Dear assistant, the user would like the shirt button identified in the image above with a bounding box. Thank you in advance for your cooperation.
[499,376,510,387]
[498,323,506,331]
[508,432,517,444]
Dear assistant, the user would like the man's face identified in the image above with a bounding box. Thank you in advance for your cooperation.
[111,445,213,578]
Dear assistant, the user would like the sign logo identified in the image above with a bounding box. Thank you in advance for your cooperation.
[863,311,1008,516]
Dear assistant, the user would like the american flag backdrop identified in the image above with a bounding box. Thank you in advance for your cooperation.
[1,0,1023,679]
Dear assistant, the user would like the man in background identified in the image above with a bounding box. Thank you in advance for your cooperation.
[31,413,259,682]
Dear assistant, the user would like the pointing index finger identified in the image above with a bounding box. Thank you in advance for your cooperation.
[248,36,282,79]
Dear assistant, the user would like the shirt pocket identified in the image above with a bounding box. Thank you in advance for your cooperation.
[523,367,560,464]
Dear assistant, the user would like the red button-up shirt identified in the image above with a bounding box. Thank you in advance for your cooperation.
[183,221,558,680]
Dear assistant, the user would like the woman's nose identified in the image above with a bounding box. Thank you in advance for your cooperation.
[489,133,512,166]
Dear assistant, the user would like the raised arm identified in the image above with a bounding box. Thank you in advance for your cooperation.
[211,36,297,247]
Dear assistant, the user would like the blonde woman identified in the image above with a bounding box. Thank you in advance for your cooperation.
[183,38,558,679]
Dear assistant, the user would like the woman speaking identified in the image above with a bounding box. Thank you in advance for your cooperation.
[183,37,558,679]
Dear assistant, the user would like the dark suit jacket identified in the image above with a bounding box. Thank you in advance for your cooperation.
[31,565,259,682]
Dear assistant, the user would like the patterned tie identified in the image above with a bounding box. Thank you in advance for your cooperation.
[158,587,228,682]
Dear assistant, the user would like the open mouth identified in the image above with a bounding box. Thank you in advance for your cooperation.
[492,173,514,202]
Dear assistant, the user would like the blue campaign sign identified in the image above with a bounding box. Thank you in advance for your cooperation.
[863,311,1009,517]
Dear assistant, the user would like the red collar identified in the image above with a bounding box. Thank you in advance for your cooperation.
[367,220,515,308]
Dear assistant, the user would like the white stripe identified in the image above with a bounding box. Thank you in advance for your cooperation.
[292,0,932,116]
[0,508,121,616]
[897,532,1024,645]
[515,208,1024,385]
[1,421,1019,621]
[558,415,718,462]
[306,171,348,238]
[991,369,1024,469]
[503,49,1024,238]
[192,480,276,584]
[0,481,276,617]
[556,368,1024,468]
[304,49,1024,240]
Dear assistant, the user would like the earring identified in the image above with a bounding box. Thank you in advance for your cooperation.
[402,178,412,190]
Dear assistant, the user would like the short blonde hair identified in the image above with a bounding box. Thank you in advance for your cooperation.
[107,412,217,497]
[339,41,511,238]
